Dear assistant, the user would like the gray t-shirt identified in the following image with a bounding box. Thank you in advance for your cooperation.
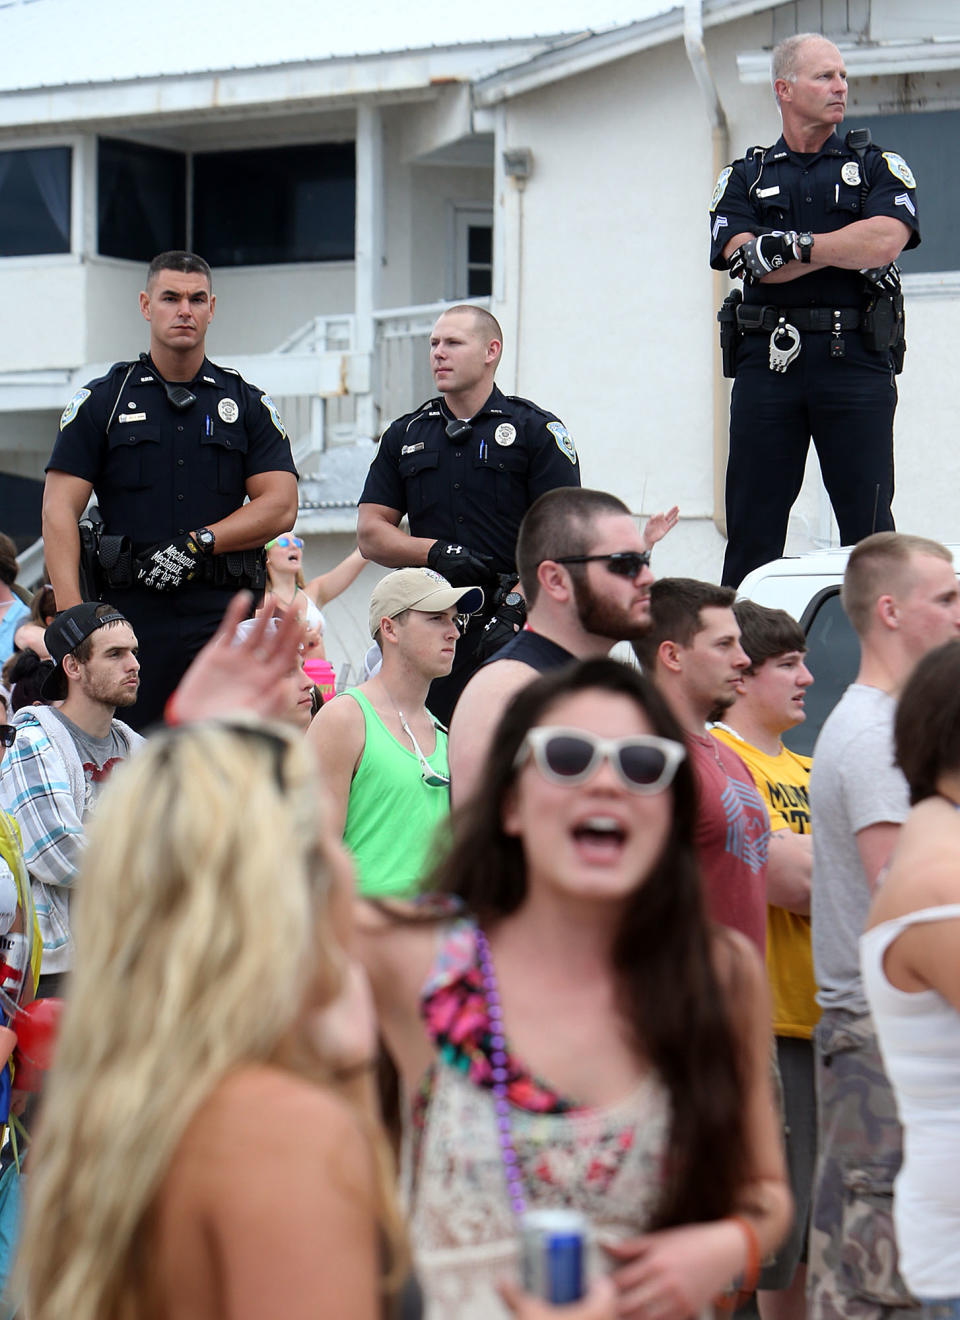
[810,684,909,1014]
[49,708,129,815]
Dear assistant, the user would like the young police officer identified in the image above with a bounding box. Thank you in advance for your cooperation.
[42,251,298,729]
[710,33,920,588]
[357,304,580,723]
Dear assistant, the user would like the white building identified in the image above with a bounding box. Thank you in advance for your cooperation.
[1,0,957,675]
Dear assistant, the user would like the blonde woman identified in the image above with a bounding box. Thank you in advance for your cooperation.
[16,719,411,1320]
[261,534,366,657]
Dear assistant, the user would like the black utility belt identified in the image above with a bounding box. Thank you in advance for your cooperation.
[736,306,861,333]
[99,538,265,592]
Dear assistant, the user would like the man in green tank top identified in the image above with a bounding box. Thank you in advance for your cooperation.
[306,568,483,896]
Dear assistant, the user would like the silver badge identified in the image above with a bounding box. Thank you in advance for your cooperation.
[494,423,516,447]
[841,162,861,187]
[218,397,239,424]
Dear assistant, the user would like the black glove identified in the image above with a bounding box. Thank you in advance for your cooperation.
[475,594,527,664]
[729,231,800,282]
[426,541,494,587]
[136,534,203,592]
[860,262,901,295]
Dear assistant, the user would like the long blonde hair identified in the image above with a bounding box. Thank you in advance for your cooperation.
[19,718,400,1319]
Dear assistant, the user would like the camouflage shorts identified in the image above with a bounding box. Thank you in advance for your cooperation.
[807,1008,919,1320]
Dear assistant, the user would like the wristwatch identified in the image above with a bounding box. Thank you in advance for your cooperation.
[193,527,216,554]
[797,232,814,264]
[503,591,524,609]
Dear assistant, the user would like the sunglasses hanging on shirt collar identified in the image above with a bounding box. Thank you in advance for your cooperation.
[138,354,197,411]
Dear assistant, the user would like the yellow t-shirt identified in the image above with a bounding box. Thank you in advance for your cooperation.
[711,729,819,1039]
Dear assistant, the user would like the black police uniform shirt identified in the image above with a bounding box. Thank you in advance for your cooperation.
[48,357,298,551]
[708,132,920,307]
[359,384,580,575]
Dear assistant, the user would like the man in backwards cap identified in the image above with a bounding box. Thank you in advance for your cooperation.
[0,603,144,995]
[306,567,482,897]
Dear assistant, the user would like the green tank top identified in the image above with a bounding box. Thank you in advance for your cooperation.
[340,689,451,898]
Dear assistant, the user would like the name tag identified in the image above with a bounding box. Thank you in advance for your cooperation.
[755,185,781,198]
[401,442,424,455]
[118,412,147,423]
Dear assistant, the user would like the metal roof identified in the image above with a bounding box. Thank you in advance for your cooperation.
[0,0,672,93]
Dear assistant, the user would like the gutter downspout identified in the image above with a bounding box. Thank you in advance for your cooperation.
[683,0,730,537]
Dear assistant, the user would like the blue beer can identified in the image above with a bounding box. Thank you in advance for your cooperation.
[520,1208,587,1303]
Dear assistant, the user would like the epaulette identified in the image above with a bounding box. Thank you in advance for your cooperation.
[503,394,557,419]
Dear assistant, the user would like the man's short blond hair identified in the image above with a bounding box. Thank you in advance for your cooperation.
[842,532,953,637]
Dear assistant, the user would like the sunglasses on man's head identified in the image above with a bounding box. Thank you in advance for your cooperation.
[551,551,651,578]
[0,726,17,749]
[514,727,685,794]
[266,535,304,550]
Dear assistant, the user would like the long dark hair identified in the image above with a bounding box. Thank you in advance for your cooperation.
[429,657,748,1229]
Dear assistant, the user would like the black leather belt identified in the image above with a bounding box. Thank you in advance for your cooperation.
[736,306,861,333]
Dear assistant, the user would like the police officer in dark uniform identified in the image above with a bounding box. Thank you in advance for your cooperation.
[357,303,580,723]
[710,33,920,589]
[42,251,298,730]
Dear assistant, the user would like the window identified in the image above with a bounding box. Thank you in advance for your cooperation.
[452,206,493,298]
[845,111,952,274]
[782,587,860,756]
[0,146,71,255]
[98,138,186,261]
[193,143,355,266]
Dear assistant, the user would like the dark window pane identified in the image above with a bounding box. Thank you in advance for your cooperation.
[783,589,860,756]
[467,268,492,297]
[0,147,71,255]
[845,111,948,275]
[467,224,491,264]
[193,143,355,266]
[98,138,186,261]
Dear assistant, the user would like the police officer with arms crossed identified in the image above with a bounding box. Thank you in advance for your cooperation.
[710,33,920,589]
[357,304,580,725]
[41,251,299,730]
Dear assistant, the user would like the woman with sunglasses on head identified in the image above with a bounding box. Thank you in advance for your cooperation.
[358,658,791,1320]
[262,533,366,659]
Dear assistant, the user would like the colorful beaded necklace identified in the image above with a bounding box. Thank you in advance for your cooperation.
[475,926,529,1217]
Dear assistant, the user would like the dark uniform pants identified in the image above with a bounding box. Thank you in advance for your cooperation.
[722,331,897,588]
[105,585,241,732]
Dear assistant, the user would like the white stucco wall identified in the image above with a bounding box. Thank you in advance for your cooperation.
[490,11,960,584]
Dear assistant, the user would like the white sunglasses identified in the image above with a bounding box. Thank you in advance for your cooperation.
[514,726,686,794]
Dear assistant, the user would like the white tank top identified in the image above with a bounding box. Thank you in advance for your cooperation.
[860,904,960,1296]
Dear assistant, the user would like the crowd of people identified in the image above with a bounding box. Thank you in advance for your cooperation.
[0,23,948,1320]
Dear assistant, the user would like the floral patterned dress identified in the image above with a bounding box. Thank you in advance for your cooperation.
[401,917,673,1319]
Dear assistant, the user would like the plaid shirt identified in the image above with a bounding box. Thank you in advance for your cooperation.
[0,709,141,970]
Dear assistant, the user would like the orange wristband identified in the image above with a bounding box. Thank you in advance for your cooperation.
[714,1215,760,1311]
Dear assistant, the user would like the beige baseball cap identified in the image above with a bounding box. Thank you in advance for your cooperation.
[368,567,484,638]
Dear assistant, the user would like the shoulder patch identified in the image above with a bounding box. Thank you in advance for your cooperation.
[883,152,916,189]
[59,388,91,431]
[546,421,577,466]
[260,394,286,436]
[710,166,733,213]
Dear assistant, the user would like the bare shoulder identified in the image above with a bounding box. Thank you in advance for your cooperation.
[307,690,365,749]
[203,1065,362,1140]
[456,657,538,713]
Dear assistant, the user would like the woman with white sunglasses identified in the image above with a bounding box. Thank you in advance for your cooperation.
[261,533,366,658]
[358,658,790,1319]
